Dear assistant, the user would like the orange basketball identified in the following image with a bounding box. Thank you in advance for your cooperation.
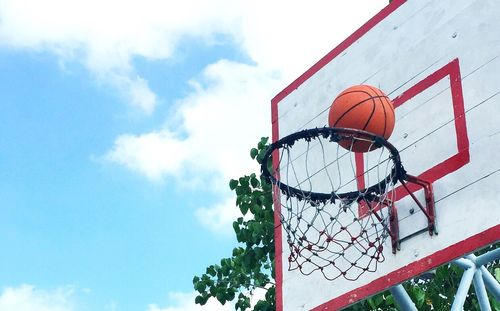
[328,85,395,152]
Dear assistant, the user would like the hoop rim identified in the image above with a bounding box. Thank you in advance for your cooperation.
[261,127,406,204]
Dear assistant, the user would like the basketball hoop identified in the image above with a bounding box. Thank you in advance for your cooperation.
[261,127,436,281]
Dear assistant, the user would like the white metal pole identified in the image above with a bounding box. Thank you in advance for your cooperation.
[480,266,500,301]
[389,284,417,311]
[451,258,475,311]
[475,248,500,267]
[472,269,492,311]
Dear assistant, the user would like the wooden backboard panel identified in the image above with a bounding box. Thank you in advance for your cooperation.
[271,0,500,309]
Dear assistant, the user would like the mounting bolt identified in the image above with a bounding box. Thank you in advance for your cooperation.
[409,208,415,215]
[414,249,419,257]
[452,32,458,38]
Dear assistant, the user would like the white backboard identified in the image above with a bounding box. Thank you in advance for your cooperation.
[271,0,500,309]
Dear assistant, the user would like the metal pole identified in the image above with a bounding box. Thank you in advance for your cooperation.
[389,284,417,311]
[480,266,500,301]
[451,257,476,311]
[472,269,492,311]
[475,248,500,267]
[454,257,474,270]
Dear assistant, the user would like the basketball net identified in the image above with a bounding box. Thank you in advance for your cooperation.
[261,127,435,281]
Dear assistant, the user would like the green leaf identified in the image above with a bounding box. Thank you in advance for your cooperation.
[257,137,268,149]
[206,266,216,276]
[240,203,249,215]
[374,294,384,306]
[414,286,426,307]
[367,297,377,309]
[194,280,205,292]
[221,264,230,276]
[250,203,260,214]
[233,221,240,234]
[435,266,447,281]
[235,186,245,196]
[229,179,239,190]
[232,247,243,256]
[235,295,251,311]
[385,294,395,306]
[239,176,250,187]
[250,175,259,188]
[250,148,259,159]
[261,178,271,191]
[226,289,236,301]
[216,291,226,303]
[492,295,500,310]
[195,295,208,305]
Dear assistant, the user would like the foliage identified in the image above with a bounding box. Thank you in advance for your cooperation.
[194,137,499,311]
[193,137,276,310]
[343,243,499,311]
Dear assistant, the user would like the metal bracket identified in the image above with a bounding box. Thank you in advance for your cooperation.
[388,174,436,253]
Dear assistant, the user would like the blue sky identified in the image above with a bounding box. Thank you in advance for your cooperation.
[0,1,386,310]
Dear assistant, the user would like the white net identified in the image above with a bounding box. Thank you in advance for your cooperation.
[266,128,402,281]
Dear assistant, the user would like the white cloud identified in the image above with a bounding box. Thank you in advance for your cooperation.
[195,197,241,234]
[108,74,158,114]
[0,0,387,113]
[0,0,388,231]
[146,292,232,311]
[0,0,243,113]
[0,285,75,311]
[106,59,280,188]
[106,130,187,181]
[236,1,388,79]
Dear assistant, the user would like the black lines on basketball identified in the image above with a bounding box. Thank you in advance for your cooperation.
[368,85,388,137]
[381,98,388,137]
[362,93,378,132]
[328,85,395,152]
[331,95,384,128]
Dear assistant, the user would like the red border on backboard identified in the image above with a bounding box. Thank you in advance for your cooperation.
[271,0,408,310]
[357,58,470,216]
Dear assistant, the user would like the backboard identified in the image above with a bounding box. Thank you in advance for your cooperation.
[270,0,500,309]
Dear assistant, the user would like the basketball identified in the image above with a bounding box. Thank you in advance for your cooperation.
[328,85,395,152]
